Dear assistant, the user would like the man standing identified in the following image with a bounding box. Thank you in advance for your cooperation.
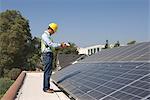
[41,23,65,93]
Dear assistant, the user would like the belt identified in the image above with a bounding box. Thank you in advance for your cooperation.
[42,52,53,55]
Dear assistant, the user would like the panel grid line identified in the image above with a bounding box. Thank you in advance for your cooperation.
[132,52,150,61]
[75,73,150,98]
[102,43,148,61]
[99,73,150,100]
[118,45,150,61]
[141,94,150,100]
[69,63,146,99]
[70,79,117,100]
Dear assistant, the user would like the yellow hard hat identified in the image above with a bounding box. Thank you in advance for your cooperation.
[49,23,58,32]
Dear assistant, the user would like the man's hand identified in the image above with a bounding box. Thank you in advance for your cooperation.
[61,42,66,48]
[61,42,70,48]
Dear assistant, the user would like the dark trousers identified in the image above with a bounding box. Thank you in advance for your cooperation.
[42,52,53,91]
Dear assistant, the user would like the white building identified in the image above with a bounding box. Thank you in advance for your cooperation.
[78,43,125,56]
[77,44,105,55]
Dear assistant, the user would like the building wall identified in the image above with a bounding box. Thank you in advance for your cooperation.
[78,44,125,55]
[78,45,105,55]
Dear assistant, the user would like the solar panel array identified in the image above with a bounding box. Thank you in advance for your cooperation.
[80,42,150,63]
[52,42,150,100]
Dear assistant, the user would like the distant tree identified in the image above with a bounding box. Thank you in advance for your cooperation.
[0,78,14,97]
[7,68,21,80]
[27,37,42,70]
[127,40,136,45]
[114,41,120,47]
[0,10,32,72]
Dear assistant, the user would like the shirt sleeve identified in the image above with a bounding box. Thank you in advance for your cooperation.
[42,34,61,48]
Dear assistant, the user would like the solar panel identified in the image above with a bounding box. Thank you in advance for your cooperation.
[102,43,147,61]
[52,42,150,100]
[134,52,150,61]
[79,42,150,62]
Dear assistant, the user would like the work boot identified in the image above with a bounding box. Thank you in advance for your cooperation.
[44,89,54,93]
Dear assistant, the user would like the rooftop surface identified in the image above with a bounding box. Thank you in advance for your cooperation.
[15,72,70,100]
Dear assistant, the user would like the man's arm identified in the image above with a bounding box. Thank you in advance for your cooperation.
[42,34,61,48]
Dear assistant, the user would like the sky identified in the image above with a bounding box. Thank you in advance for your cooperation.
[0,0,149,47]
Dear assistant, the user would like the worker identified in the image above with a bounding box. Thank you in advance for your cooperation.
[41,23,66,93]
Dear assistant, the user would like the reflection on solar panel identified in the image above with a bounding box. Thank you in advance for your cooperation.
[52,42,150,100]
